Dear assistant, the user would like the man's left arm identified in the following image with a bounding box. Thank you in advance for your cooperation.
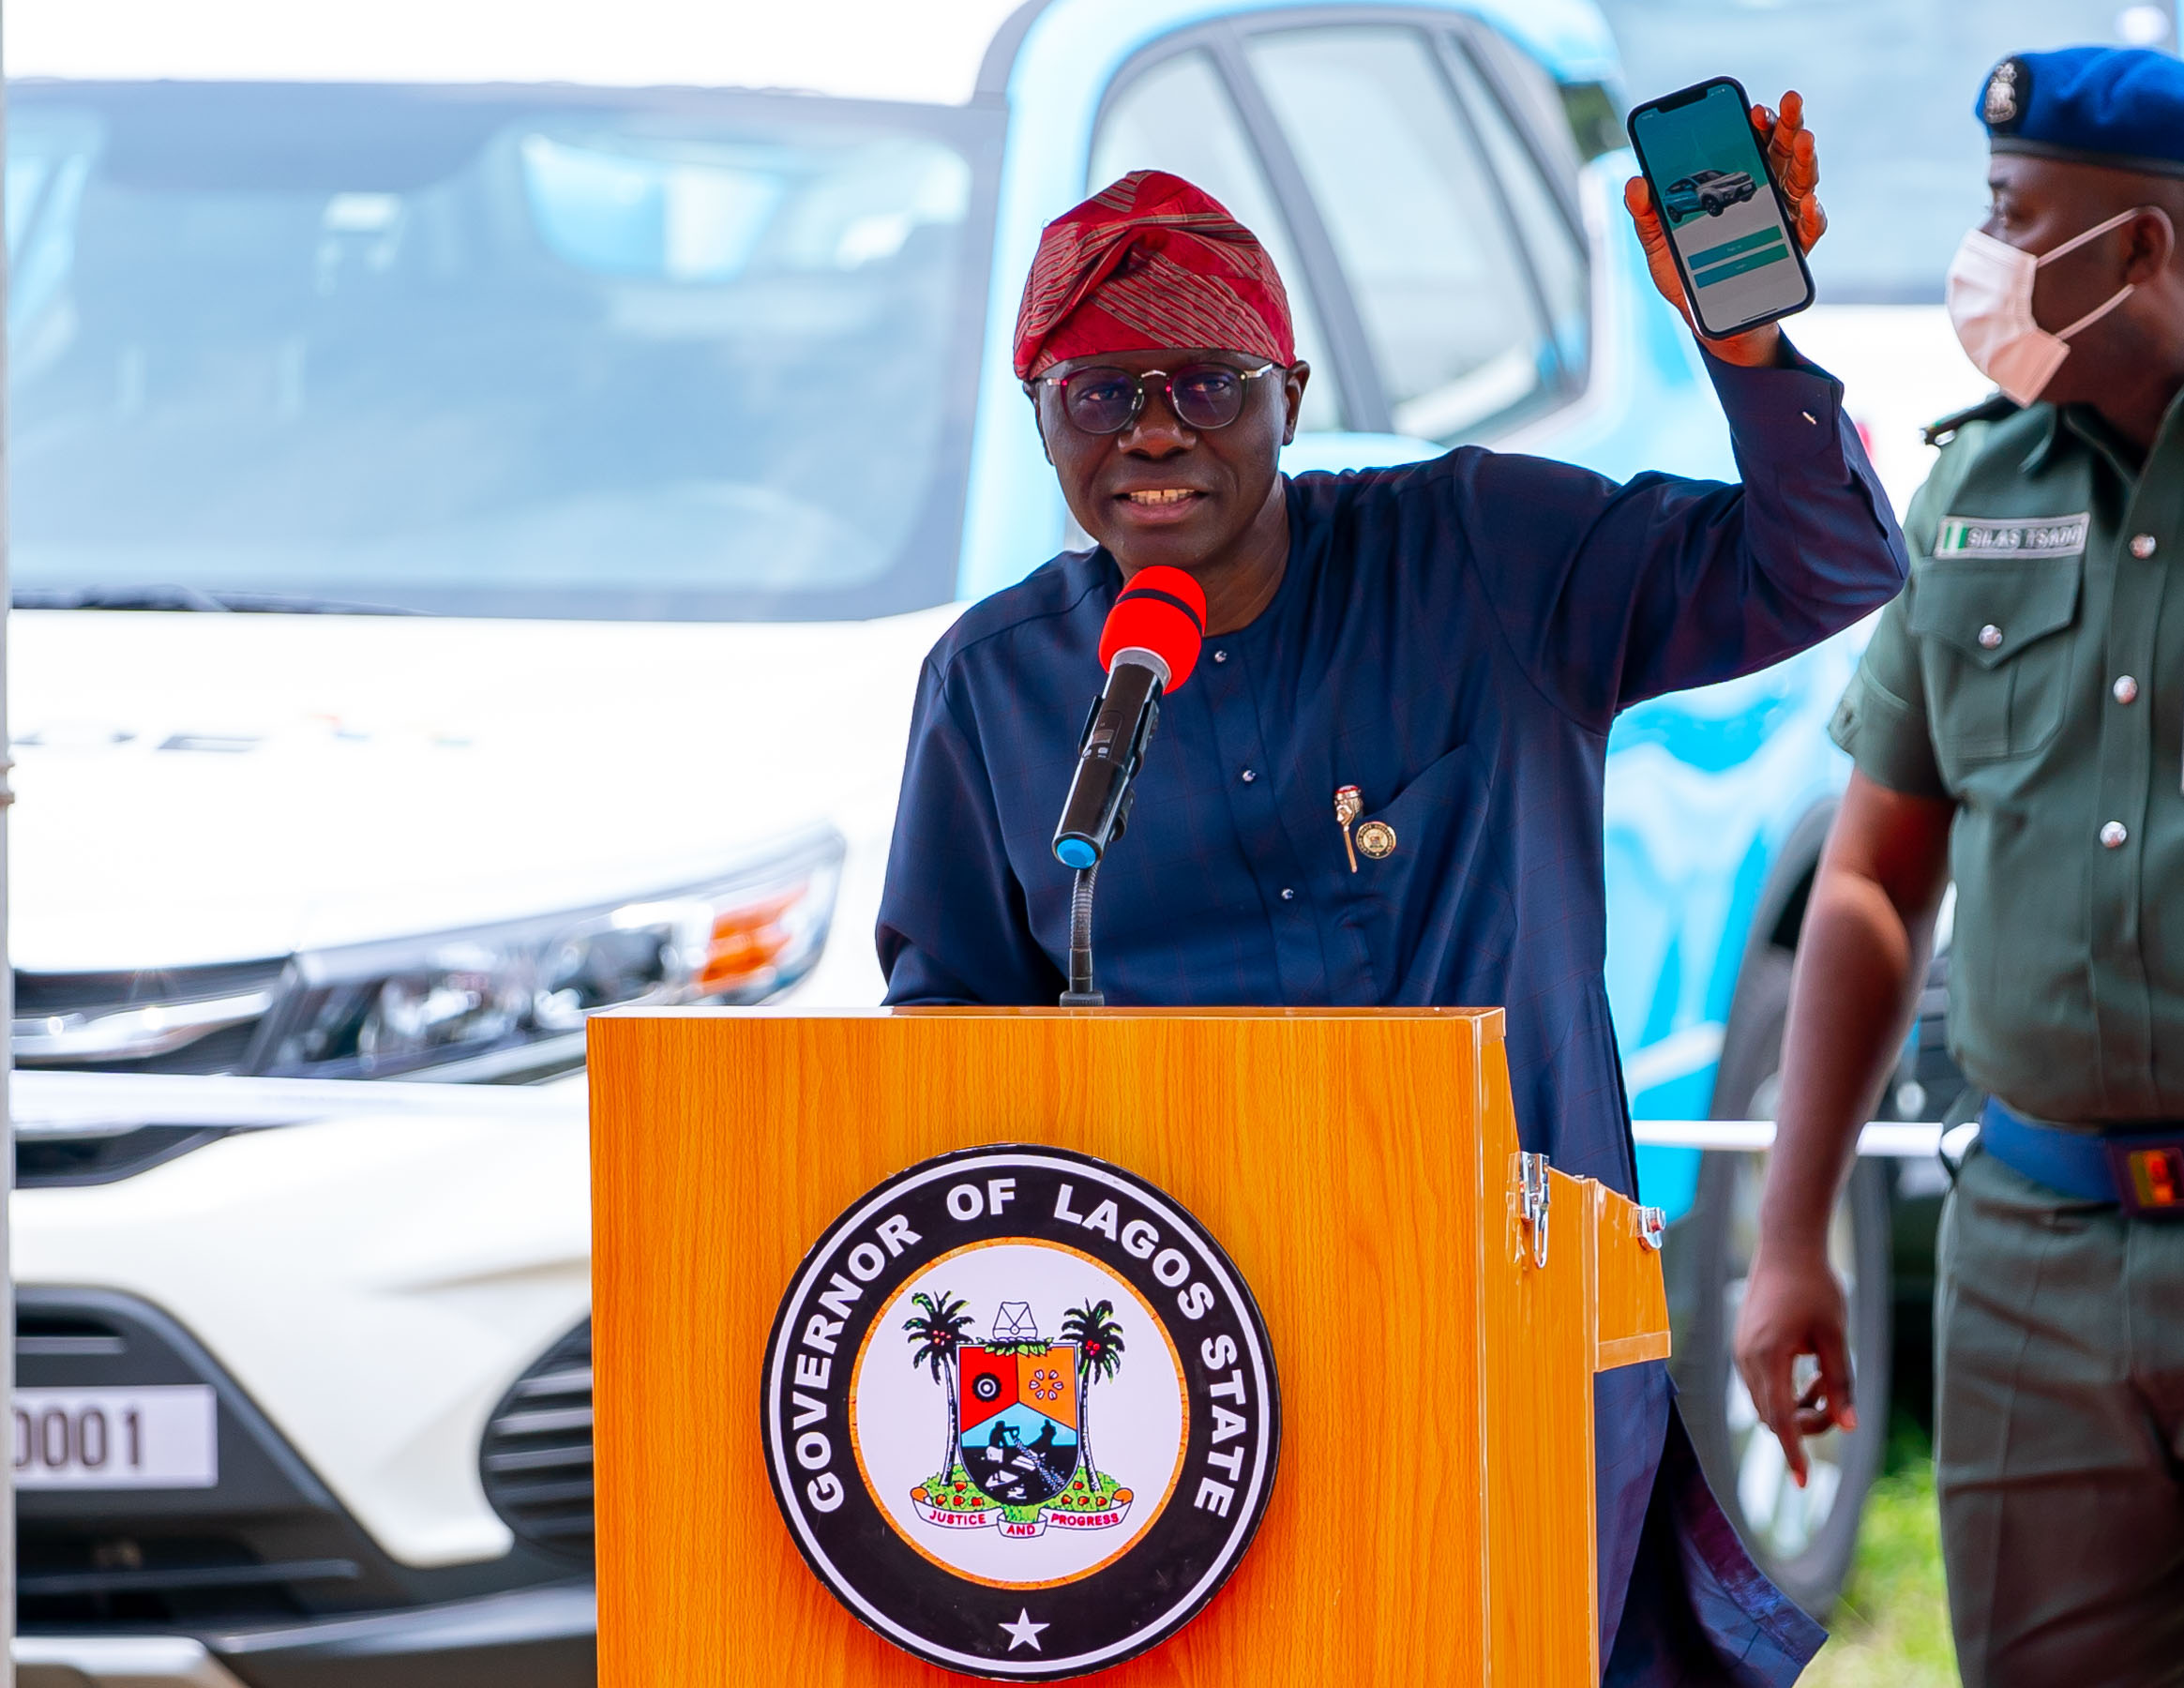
[1658,340,1911,705]
[1453,344,1906,729]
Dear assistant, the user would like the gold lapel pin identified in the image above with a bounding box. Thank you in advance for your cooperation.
[1356,819,1397,861]
[1333,785,1363,872]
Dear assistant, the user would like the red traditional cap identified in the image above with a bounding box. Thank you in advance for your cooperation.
[1012,170,1296,381]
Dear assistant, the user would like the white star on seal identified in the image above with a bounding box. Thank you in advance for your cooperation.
[999,1608,1048,1651]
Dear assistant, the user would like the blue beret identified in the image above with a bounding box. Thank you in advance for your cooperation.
[1979,48,2184,177]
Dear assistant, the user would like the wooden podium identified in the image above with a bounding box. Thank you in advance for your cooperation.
[590,1008,1668,1686]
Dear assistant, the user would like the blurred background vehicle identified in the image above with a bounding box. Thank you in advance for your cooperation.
[7,0,2174,1680]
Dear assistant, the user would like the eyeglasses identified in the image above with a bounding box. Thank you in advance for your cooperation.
[1028,362,1279,436]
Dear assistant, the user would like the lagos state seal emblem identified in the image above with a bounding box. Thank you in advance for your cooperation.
[761,1145,1281,1679]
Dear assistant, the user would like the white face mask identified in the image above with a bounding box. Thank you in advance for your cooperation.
[1945,206,2148,405]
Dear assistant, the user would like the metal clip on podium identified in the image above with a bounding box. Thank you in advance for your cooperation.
[590,1006,1669,1685]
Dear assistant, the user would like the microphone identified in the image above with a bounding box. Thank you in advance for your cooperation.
[1051,566,1207,870]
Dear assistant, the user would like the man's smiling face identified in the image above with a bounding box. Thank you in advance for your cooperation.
[1033,348,1309,579]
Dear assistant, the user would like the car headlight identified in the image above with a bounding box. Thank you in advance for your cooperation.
[255,830,844,1081]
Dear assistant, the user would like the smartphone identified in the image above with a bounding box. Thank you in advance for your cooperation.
[1626,77,1815,339]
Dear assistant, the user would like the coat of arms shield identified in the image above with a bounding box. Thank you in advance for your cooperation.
[958,1342,1080,1506]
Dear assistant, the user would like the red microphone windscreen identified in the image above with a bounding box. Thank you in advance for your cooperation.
[1099,565,1207,690]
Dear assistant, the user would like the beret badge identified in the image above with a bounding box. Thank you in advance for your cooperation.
[1973,46,2184,177]
[1983,57,2026,128]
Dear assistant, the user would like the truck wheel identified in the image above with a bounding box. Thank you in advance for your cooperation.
[1671,949,1892,1616]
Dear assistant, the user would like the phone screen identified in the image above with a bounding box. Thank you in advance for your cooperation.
[1628,80,1813,339]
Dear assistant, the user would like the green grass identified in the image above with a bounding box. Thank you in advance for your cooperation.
[1800,1421,1957,1687]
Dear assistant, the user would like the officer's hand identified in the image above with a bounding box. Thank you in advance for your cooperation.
[1621,91,1828,368]
[1733,1241,1859,1486]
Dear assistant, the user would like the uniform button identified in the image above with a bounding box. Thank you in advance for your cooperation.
[2101,821,2130,849]
[1978,624,2003,650]
[2115,675,2140,704]
[1212,650,1228,664]
[2131,534,2158,559]
[1279,887,1295,900]
[1240,768,1257,783]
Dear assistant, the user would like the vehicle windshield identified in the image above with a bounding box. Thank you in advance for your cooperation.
[1597,0,2179,303]
[8,83,995,620]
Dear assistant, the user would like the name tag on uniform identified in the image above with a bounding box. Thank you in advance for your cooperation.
[1934,513,2090,559]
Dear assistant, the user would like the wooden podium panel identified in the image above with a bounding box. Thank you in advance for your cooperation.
[590,1008,1666,1687]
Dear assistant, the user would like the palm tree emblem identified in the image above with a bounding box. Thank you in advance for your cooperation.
[1060,1300,1126,1494]
[903,1290,973,1484]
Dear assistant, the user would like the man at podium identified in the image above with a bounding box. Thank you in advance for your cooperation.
[879,105,1899,1683]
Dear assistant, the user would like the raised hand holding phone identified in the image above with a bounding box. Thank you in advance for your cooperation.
[1621,86,1827,368]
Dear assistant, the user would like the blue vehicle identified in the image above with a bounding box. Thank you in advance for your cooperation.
[8,0,1893,1678]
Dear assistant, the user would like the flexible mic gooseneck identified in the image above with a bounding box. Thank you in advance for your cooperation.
[1051,566,1207,873]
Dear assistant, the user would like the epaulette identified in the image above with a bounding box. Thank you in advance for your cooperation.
[1921,392,2020,448]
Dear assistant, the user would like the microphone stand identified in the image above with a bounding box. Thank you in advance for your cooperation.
[1060,863,1103,1007]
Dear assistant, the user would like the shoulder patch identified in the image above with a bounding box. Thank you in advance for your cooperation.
[1922,392,2021,448]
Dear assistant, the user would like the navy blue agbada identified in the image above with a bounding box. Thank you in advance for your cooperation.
[879,346,1905,1683]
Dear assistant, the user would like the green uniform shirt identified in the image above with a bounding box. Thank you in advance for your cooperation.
[1830,388,2184,1124]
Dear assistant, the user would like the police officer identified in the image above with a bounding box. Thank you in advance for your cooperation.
[1734,47,2184,1685]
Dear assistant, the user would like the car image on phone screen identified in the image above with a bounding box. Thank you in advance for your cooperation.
[1628,78,1815,339]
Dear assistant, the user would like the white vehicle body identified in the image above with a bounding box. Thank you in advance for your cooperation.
[8,0,1034,1009]
[13,1070,590,1570]
[14,609,956,991]
[7,7,1022,1679]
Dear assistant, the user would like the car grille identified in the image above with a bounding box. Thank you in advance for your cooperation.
[18,1531,361,1628]
[15,1300,367,1629]
[17,1291,597,1642]
[479,1321,595,1566]
[14,959,288,1074]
